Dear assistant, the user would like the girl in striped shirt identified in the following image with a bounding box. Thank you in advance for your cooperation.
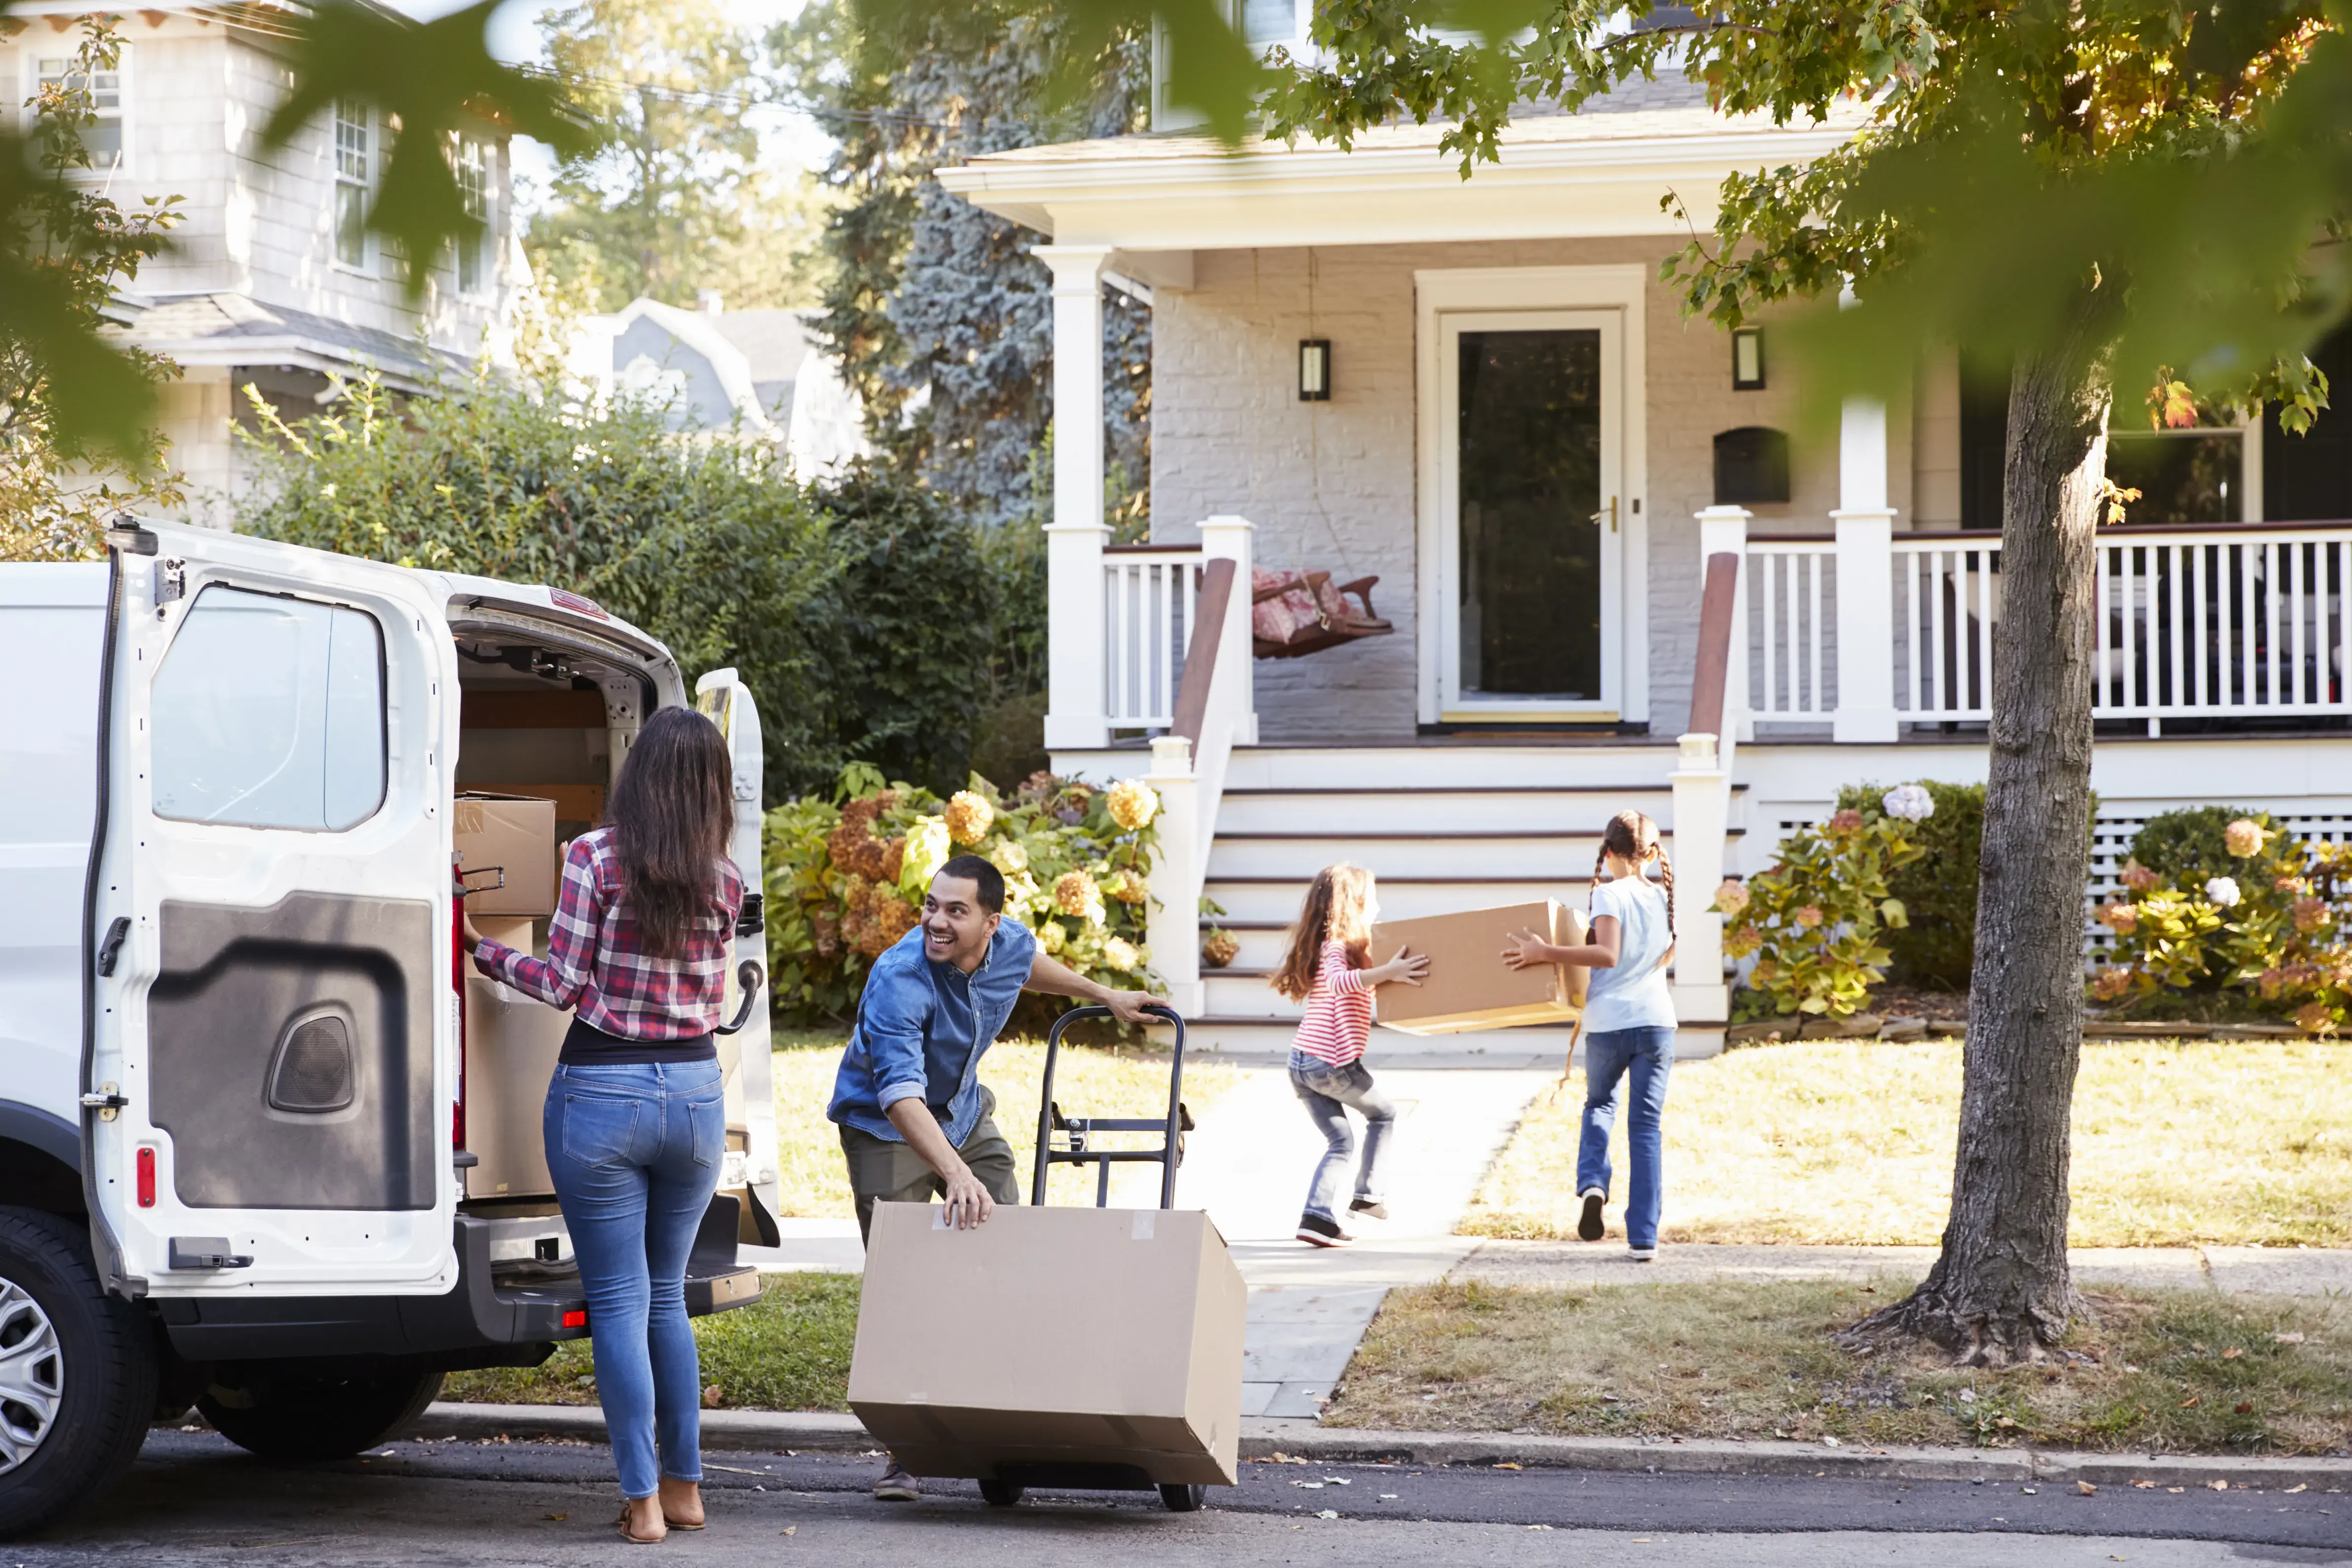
[1271,864,1429,1247]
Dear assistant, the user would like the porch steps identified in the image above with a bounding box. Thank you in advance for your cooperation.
[1178,747,1749,1057]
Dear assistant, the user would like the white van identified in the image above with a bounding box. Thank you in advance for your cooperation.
[0,520,782,1535]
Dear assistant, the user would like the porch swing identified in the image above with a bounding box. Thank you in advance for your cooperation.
[1251,567,1394,660]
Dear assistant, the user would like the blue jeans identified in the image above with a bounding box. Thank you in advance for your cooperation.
[544,1060,725,1500]
[1576,1026,1676,1249]
[1289,1056,1396,1222]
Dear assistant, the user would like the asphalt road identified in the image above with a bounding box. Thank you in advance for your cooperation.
[7,1430,2348,1567]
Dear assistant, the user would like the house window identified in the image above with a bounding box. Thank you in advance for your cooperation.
[38,55,124,173]
[455,135,490,295]
[1242,0,1297,46]
[2106,408,2247,525]
[334,98,370,270]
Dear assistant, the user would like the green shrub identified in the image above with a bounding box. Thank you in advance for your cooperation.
[1838,780,1985,990]
[1720,810,1924,1020]
[764,765,1163,1026]
[2131,806,2282,891]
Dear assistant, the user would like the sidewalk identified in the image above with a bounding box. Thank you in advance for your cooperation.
[1451,1241,2352,1297]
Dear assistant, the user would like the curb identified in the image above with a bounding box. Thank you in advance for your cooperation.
[417,1404,2352,1490]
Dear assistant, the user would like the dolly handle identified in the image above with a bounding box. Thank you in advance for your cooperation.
[1030,1003,1186,1208]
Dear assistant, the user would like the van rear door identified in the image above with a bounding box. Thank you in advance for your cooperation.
[86,522,457,1296]
[694,668,781,1245]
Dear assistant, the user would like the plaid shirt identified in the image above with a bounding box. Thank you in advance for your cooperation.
[473,827,745,1041]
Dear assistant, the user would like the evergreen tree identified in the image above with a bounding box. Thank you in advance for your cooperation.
[782,2,1149,526]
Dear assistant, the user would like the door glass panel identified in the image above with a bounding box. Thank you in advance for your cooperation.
[1458,328,1602,698]
[151,586,387,830]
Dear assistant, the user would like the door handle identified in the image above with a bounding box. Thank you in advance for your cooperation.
[1590,497,1618,532]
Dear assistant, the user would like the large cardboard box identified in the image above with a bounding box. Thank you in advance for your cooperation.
[850,1203,1247,1486]
[455,792,558,916]
[463,915,567,1199]
[1371,900,1590,1035]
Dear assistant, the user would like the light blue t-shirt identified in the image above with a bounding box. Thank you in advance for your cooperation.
[1580,874,1677,1034]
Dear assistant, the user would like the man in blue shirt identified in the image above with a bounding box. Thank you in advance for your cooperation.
[830,854,1155,1503]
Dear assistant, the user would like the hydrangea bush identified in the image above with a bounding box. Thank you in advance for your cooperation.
[763,763,1161,1025]
[1719,807,1926,1020]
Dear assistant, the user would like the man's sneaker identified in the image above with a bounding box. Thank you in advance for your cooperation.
[873,1464,921,1501]
[1296,1212,1355,1248]
[1577,1187,1607,1243]
[1348,1198,1389,1221]
[1626,1246,1657,1263]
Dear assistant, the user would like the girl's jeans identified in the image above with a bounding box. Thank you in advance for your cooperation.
[1576,1026,1677,1250]
[1288,1054,1396,1223]
[544,1060,725,1500]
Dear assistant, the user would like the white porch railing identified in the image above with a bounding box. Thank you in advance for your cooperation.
[1103,545,1203,730]
[1719,514,2352,736]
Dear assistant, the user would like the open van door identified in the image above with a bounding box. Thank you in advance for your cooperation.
[694,669,781,1247]
[84,522,458,1297]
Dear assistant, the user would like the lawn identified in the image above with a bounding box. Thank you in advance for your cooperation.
[1462,1038,2352,1247]
[769,1037,1239,1218]
[445,1272,861,1411]
[1324,1278,2352,1455]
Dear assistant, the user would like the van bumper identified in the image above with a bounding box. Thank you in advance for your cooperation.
[155,1196,763,1365]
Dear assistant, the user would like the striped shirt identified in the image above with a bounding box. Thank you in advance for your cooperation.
[473,827,744,1041]
[1289,938,1374,1067]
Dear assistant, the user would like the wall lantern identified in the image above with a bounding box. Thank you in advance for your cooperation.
[1731,326,1766,391]
[1299,339,1332,402]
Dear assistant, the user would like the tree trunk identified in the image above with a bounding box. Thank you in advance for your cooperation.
[1848,311,2111,1364]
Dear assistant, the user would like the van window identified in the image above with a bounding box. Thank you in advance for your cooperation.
[151,587,387,830]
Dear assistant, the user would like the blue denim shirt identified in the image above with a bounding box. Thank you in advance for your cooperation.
[827,919,1038,1145]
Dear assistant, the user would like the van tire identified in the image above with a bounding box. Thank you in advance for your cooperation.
[198,1369,444,1462]
[0,1206,160,1540]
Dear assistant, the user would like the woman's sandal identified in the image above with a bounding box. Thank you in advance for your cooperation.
[615,1506,666,1545]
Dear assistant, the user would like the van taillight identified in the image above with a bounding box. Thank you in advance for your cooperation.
[561,1310,587,1328]
[136,1147,156,1208]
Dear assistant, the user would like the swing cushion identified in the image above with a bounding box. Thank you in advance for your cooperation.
[1251,568,1350,646]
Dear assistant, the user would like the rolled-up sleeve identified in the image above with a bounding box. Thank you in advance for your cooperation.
[860,965,933,1113]
[473,838,602,1010]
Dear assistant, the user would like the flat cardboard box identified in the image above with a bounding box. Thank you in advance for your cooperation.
[455,792,558,916]
[850,1203,1247,1487]
[463,915,566,1199]
[1371,900,1589,1035]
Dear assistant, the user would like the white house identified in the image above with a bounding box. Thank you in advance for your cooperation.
[937,63,2352,1050]
[2,0,530,526]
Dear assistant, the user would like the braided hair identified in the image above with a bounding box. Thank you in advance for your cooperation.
[1591,809,1674,934]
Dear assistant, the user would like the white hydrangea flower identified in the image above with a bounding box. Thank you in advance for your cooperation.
[1882,783,1935,823]
[2205,876,2242,909]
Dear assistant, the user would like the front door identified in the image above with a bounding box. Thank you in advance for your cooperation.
[1437,310,1624,719]
[87,521,457,1296]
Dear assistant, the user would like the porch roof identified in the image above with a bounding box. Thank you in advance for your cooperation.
[936,95,1865,260]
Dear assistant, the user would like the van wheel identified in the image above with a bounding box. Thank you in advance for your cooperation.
[977,1479,1024,1506]
[1159,1482,1207,1512]
[0,1206,159,1540]
[199,1370,444,1462]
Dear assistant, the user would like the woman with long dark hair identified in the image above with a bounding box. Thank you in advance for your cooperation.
[464,705,744,1544]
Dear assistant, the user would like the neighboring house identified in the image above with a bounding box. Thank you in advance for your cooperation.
[1,0,528,526]
[938,64,2352,1048]
[565,295,867,479]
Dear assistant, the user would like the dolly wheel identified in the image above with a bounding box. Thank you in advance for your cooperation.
[1159,1483,1207,1512]
[978,1479,1025,1506]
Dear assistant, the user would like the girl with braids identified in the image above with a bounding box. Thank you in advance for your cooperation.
[1270,864,1429,1247]
[1502,810,1679,1261]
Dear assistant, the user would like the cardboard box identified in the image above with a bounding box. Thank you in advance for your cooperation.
[455,792,558,916]
[462,915,568,1199]
[1371,900,1590,1035]
[849,1204,1247,1487]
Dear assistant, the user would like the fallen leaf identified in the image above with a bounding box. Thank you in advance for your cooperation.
[2234,1401,2253,1415]
[1492,1462,1522,1470]
[2208,1479,2230,1491]
[2132,1480,2155,1489]
[703,1385,725,1409]
[2078,1481,2099,1496]
[2275,1332,2306,1345]
[2179,1396,2201,1408]
[1316,1508,1339,1519]
[2221,1348,2242,1360]
[782,1526,796,1536]
[1822,1436,1842,1448]
[543,1513,569,1522]
[2286,1484,2309,1495]
[2167,1487,2185,1494]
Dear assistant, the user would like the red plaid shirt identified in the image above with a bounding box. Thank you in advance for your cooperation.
[473,828,745,1040]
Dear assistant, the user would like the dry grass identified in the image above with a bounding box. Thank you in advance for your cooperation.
[1462,1038,2352,1247]
[1326,1278,2352,1455]
[770,1038,1239,1218]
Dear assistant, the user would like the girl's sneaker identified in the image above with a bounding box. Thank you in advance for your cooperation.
[1626,1246,1657,1262]
[1296,1212,1355,1247]
[1577,1187,1607,1242]
[1348,1198,1389,1221]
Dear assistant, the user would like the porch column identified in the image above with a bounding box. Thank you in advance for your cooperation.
[1831,393,1900,743]
[1668,732,1730,1026]
[1196,515,1257,747]
[1143,734,1204,1017]
[1696,505,1752,743]
[1039,244,1114,751]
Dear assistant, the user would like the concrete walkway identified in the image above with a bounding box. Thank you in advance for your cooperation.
[1453,1241,2352,1296]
